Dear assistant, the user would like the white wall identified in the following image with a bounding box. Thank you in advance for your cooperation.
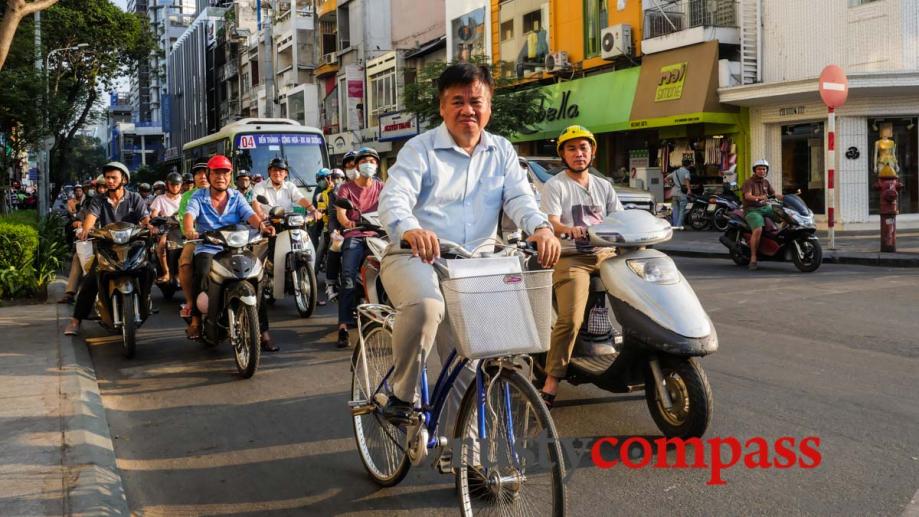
[391,0,445,48]
[762,0,917,83]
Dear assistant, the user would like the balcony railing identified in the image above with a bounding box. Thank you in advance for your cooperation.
[643,0,737,39]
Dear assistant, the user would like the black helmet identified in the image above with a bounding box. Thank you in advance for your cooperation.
[182,172,194,183]
[166,172,183,185]
[139,182,151,192]
[268,157,289,171]
[191,162,208,173]
[355,146,380,164]
[236,169,251,178]
[342,150,357,167]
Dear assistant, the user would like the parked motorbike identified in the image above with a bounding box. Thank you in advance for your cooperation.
[258,195,318,318]
[185,225,268,378]
[88,221,155,358]
[533,210,717,438]
[150,216,183,300]
[333,197,390,307]
[718,194,822,272]
[710,182,742,232]
[684,192,714,231]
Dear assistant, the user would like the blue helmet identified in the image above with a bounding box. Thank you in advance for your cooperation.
[316,167,331,179]
[342,150,358,167]
[355,146,380,164]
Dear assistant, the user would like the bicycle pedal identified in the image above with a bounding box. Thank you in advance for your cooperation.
[436,450,455,474]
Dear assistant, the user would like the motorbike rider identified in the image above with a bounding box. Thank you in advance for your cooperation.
[236,169,255,202]
[66,184,85,216]
[335,147,384,348]
[742,159,783,271]
[181,172,195,193]
[150,172,184,283]
[182,155,276,348]
[341,150,358,183]
[326,156,354,302]
[152,180,166,197]
[538,125,623,408]
[251,157,322,220]
[138,182,154,208]
[64,161,152,336]
[309,168,332,248]
[377,63,560,424]
[667,158,692,227]
[177,163,210,322]
[58,181,100,304]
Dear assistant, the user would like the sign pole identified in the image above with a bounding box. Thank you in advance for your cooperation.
[827,106,836,249]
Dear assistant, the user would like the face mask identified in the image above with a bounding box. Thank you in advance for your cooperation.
[345,168,357,181]
[317,179,328,190]
[358,163,377,177]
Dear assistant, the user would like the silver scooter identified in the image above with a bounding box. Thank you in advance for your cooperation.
[534,209,717,438]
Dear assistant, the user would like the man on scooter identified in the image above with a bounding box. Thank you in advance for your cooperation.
[538,125,623,408]
[183,155,277,349]
[377,63,560,424]
[742,159,783,270]
[64,162,152,336]
[177,163,209,325]
[150,172,184,283]
[251,157,321,219]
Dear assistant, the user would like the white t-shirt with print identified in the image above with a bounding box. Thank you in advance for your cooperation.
[540,171,623,254]
[149,193,181,217]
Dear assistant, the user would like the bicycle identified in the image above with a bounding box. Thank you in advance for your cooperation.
[348,239,566,516]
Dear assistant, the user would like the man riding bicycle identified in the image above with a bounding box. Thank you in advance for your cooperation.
[538,125,623,408]
[377,63,561,424]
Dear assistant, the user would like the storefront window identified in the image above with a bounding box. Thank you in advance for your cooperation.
[781,122,825,214]
[289,91,305,126]
[868,118,918,214]
[583,0,607,58]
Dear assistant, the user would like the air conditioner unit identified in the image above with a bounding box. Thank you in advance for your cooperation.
[321,52,338,66]
[601,24,632,60]
[544,51,570,73]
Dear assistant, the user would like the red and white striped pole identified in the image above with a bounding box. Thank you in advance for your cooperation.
[827,106,836,249]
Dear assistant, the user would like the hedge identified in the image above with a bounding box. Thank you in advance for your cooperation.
[0,222,39,268]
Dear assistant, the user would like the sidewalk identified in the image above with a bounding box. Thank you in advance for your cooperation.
[0,280,127,515]
[658,228,919,267]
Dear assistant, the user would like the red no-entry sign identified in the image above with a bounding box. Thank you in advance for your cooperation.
[819,65,848,108]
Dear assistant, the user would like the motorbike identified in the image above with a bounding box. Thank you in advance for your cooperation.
[333,197,390,307]
[88,222,155,358]
[684,191,716,231]
[259,196,318,318]
[710,182,742,232]
[150,216,183,300]
[185,224,268,378]
[533,209,717,438]
[718,194,822,272]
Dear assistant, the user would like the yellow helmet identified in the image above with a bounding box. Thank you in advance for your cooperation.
[557,125,597,155]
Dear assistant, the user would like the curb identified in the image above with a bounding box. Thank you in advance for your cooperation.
[52,281,129,515]
[658,247,919,268]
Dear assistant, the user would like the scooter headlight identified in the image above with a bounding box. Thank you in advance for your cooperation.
[626,257,679,284]
[287,214,305,227]
[789,210,815,228]
[221,229,250,248]
[109,228,134,244]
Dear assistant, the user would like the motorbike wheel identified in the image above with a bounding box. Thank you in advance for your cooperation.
[158,283,176,301]
[645,357,712,439]
[792,238,822,273]
[712,207,730,232]
[121,294,137,359]
[230,303,261,379]
[689,207,710,231]
[294,263,318,318]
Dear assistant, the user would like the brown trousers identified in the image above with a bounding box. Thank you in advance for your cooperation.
[546,250,615,379]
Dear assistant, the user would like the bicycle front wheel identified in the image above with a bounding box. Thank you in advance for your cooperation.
[351,322,410,486]
[454,367,566,516]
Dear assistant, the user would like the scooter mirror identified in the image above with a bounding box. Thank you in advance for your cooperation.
[334,197,354,211]
[256,195,270,205]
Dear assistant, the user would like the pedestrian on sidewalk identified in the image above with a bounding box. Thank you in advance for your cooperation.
[668,158,692,228]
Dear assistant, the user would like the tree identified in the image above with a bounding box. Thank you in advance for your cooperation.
[401,59,548,139]
[0,0,58,72]
[56,134,105,184]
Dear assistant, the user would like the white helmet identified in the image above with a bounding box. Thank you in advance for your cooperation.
[752,159,770,172]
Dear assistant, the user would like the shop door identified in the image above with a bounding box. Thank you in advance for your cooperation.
[868,118,918,215]
[781,122,825,214]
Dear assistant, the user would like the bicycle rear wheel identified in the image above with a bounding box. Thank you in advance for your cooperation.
[350,323,410,486]
[454,366,565,516]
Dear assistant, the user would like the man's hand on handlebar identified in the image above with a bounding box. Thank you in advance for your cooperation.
[565,226,588,240]
[527,227,561,269]
[403,228,440,264]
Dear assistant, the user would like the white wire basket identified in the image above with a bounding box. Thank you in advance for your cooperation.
[440,269,553,359]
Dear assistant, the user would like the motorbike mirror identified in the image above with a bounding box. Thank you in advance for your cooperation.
[334,197,354,211]
[256,195,270,205]
[150,217,166,226]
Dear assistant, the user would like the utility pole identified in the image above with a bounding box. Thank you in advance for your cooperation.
[261,1,275,117]
[35,11,49,218]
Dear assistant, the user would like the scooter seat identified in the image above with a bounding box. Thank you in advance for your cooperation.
[570,354,617,377]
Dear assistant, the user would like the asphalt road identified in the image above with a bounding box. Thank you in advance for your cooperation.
[84,258,919,516]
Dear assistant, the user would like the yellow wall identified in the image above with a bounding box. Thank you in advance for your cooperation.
[548,0,642,70]
[316,0,336,18]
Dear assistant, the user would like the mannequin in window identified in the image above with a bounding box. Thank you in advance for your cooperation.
[874,122,899,178]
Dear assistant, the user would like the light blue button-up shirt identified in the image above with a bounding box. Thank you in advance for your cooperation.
[379,123,548,249]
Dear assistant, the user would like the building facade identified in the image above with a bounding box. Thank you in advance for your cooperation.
[720,0,919,228]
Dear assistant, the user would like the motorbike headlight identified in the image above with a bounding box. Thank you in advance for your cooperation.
[593,232,624,244]
[287,215,305,227]
[110,228,134,244]
[789,210,815,227]
[221,229,250,248]
[627,257,679,284]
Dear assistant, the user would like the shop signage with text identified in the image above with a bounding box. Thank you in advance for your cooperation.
[378,112,418,141]
[655,62,687,102]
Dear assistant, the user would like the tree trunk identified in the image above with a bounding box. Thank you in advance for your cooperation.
[51,86,96,193]
[0,0,60,72]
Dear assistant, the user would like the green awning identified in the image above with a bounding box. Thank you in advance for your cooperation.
[510,67,640,143]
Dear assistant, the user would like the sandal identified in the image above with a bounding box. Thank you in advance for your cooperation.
[63,320,80,336]
[539,391,556,410]
[156,274,171,284]
[185,322,201,340]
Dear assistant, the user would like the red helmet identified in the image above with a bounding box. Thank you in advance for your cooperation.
[207,154,233,171]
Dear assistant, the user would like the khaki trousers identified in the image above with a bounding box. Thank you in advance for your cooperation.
[380,253,475,430]
[65,254,83,294]
[546,250,615,379]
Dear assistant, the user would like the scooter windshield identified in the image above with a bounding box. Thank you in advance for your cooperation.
[782,194,810,215]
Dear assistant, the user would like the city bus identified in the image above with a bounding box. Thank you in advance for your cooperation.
[182,118,329,196]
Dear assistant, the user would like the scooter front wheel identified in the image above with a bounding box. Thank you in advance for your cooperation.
[645,357,712,439]
[121,294,137,359]
[293,263,318,318]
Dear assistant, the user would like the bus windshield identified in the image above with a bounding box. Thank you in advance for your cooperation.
[234,133,325,186]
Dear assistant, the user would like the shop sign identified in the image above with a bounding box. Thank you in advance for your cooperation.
[379,112,418,141]
[328,132,354,155]
[655,62,687,102]
[779,106,806,117]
